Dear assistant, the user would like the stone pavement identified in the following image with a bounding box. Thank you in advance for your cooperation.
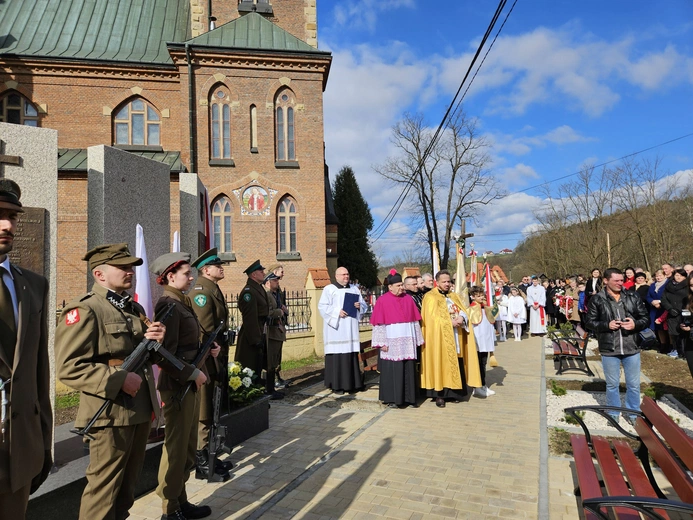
[130,336,551,520]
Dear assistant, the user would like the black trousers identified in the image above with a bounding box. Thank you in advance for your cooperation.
[477,352,488,387]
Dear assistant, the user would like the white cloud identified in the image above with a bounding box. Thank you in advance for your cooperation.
[323,44,433,227]
[486,125,596,157]
[497,163,541,188]
[437,27,693,117]
[332,0,415,32]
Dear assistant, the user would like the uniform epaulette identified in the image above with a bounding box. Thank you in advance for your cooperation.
[79,292,95,302]
[193,285,203,290]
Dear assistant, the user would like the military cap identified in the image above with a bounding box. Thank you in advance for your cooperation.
[264,272,279,283]
[243,259,265,275]
[191,248,226,269]
[83,243,143,271]
[150,252,192,277]
[0,179,24,212]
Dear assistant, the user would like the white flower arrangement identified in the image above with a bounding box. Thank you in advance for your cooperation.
[241,377,252,388]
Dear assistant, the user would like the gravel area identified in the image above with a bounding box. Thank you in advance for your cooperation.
[547,390,693,437]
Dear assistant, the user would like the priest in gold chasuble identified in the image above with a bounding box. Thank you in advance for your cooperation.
[420,270,482,408]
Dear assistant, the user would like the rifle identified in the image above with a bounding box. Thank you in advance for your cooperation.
[173,321,225,405]
[207,380,231,482]
[73,303,182,440]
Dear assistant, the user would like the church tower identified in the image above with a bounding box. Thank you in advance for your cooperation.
[189,0,318,47]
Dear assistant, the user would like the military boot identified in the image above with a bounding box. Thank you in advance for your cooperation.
[195,448,231,481]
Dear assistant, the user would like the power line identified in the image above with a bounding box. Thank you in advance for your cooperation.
[372,130,693,244]
[369,0,514,243]
[514,132,693,195]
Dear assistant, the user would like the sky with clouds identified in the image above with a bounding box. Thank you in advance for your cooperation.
[316,0,693,261]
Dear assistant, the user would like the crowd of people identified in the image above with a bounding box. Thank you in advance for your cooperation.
[325,261,693,418]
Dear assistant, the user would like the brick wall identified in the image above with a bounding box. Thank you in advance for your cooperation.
[192,0,317,46]
[1,3,330,307]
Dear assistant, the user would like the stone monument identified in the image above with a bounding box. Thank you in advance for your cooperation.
[178,172,206,258]
[0,121,58,425]
[87,145,170,300]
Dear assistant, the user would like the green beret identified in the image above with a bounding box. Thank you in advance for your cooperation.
[83,243,142,271]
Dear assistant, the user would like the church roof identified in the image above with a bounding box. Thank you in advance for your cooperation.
[58,148,186,173]
[177,12,329,56]
[0,0,191,65]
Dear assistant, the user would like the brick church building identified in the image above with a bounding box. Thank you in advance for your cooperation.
[0,0,338,304]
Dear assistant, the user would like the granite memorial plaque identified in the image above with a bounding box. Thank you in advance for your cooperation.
[8,206,46,274]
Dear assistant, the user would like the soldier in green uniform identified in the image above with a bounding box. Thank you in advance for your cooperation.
[264,272,287,398]
[235,260,283,399]
[150,252,219,520]
[55,244,167,520]
[188,248,233,481]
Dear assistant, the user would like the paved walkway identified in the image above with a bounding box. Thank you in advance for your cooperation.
[130,336,550,520]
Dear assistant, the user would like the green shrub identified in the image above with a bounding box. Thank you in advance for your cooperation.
[551,380,567,396]
[564,410,585,425]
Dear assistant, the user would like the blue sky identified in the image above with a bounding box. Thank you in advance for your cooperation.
[317,0,693,261]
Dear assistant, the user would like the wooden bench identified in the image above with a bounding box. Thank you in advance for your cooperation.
[549,325,595,377]
[358,340,379,373]
[565,396,693,519]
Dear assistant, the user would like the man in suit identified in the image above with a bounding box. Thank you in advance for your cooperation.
[56,243,166,520]
[189,248,233,481]
[0,179,53,517]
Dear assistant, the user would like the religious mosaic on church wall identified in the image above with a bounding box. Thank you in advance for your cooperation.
[234,184,277,215]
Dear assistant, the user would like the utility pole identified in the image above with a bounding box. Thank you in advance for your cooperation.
[606,232,611,267]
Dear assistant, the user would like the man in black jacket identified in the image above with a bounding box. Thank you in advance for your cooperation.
[586,268,649,421]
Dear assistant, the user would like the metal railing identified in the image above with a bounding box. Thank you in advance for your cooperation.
[226,289,312,335]
[359,286,385,327]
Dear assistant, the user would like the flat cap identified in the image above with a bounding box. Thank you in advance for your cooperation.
[192,248,226,269]
[150,252,192,277]
[83,243,142,271]
[264,272,279,283]
[243,259,265,275]
[0,179,24,212]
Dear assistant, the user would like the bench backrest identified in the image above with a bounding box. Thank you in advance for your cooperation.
[635,396,693,503]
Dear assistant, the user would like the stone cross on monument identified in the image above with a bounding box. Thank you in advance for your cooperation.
[0,140,22,175]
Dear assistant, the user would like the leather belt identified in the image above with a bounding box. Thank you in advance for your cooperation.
[108,359,124,367]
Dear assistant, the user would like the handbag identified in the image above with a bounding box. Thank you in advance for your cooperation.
[638,327,658,349]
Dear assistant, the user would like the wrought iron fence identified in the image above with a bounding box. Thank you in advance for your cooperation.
[359,285,385,327]
[226,289,312,336]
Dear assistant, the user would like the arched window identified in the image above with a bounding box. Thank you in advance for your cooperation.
[275,89,296,161]
[0,91,39,126]
[277,196,298,252]
[249,104,258,152]
[212,196,233,253]
[210,86,231,159]
[113,98,160,145]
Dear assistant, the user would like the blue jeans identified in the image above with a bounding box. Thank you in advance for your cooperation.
[601,353,641,418]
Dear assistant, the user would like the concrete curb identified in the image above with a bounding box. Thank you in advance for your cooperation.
[538,339,550,520]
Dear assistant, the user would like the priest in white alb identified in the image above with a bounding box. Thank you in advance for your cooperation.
[526,276,547,335]
[318,267,369,394]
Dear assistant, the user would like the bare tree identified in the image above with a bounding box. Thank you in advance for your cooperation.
[533,165,617,273]
[375,111,504,268]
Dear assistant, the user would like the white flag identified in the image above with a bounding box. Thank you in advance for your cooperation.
[134,224,153,319]
[172,231,180,253]
[134,224,162,419]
